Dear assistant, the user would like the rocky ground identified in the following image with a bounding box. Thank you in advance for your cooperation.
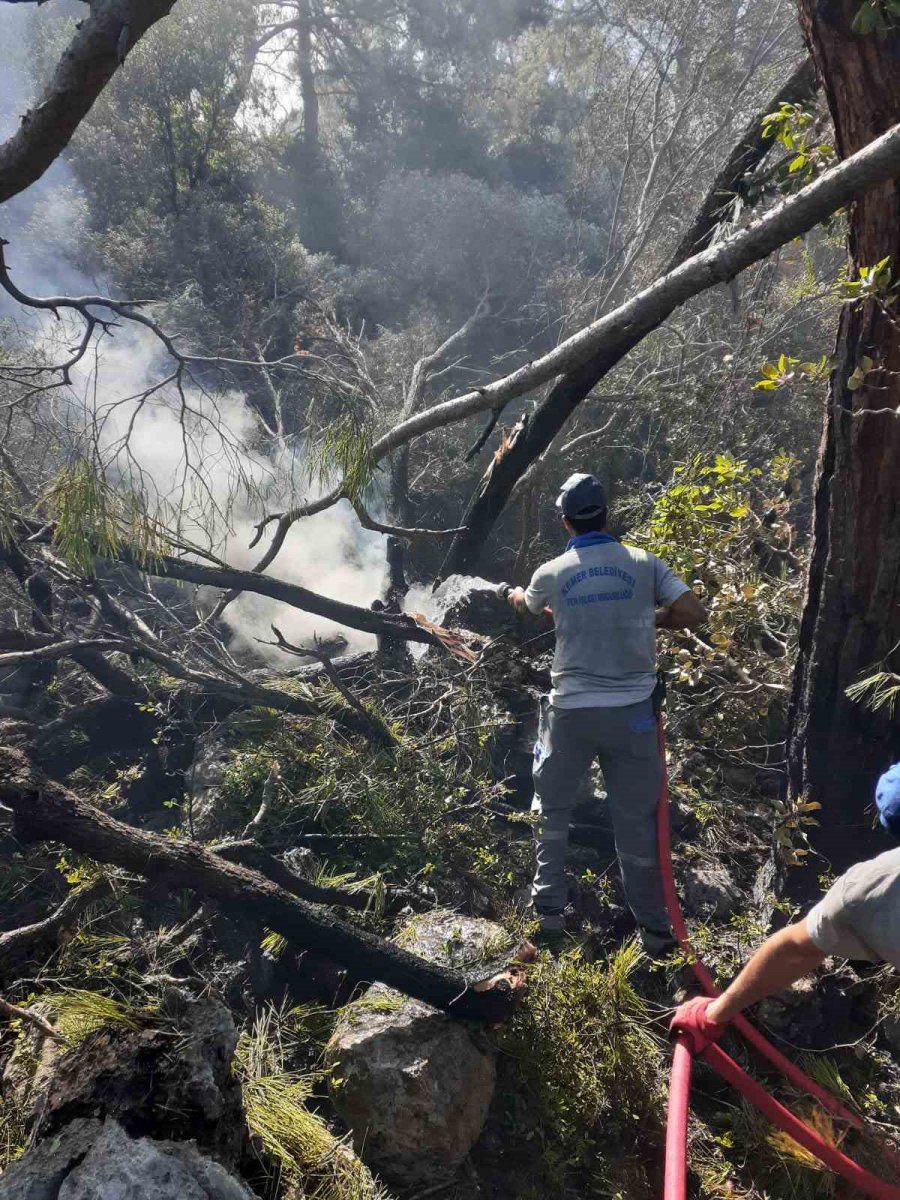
[2,576,900,1200]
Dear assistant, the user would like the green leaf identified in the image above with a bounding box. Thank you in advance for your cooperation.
[852,2,878,34]
[788,153,808,174]
[847,368,865,390]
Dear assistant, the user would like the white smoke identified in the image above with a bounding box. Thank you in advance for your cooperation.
[65,325,388,662]
[1,4,388,664]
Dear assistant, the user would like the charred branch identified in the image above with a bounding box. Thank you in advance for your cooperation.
[0,748,522,1021]
[211,839,370,910]
[0,876,112,971]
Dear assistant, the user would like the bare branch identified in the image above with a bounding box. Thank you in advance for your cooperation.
[0,0,178,204]
[265,625,396,748]
[350,499,465,540]
[0,995,62,1041]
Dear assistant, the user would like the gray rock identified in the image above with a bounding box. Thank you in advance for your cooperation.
[682,864,742,920]
[29,998,245,1166]
[420,575,553,643]
[326,910,506,1189]
[0,1118,258,1200]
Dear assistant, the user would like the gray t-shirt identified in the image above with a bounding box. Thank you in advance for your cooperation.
[523,536,690,707]
[806,847,900,968]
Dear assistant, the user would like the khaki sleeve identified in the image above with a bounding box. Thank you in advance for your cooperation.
[524,565,550,615]
[806,877,876,961]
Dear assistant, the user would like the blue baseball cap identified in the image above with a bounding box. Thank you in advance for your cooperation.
[875,763,900,836]
[556,473,608,520]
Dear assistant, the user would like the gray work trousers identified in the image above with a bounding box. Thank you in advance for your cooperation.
[531,696,669,930]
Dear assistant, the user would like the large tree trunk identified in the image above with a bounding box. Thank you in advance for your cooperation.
[787,0,900,876]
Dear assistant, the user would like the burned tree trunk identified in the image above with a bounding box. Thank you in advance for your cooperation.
[787,1,900,874]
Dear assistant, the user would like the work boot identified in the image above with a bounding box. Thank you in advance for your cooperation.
[638,924,678,959]
[530,905,570,955]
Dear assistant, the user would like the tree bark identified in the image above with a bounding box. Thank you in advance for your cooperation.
[108,549,441,648]
[0,749,519,1021]
[786,1,900,876]
[0,877,112,973]
[0,0,178,205]
[439,59,820,576]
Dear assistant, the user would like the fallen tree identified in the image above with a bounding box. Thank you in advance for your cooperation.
[439,57,822,574]
[0,748,524,1021]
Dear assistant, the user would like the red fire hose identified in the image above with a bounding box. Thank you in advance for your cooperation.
[656,718,900,1199]
[664,1034,694,1200]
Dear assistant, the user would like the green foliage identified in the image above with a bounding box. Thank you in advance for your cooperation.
[0,1090,27,1172]
[634,453,758,581]
[761,103,834,183]
[852,0,900,35]
[847,669,900,717]
[41,989,152,1046]
[236,1006,388,1200]
[308,412,374,506]
[496,942,665,1195]
[43,461,166,573]
[840,257,898,305]
[753,354,828,393]
[216,680,530,903]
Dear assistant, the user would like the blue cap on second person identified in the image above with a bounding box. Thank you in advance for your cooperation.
[556,473,608,519]
[875,762,900,835]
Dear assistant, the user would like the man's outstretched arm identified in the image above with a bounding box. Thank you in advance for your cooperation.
[671,920,827,1049]
[706,921,827,1024]
[657,590,707,629]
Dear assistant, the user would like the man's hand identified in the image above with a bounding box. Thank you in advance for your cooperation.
[669,996,728,1054]
[507,586,529,613]
[657,590,707,630]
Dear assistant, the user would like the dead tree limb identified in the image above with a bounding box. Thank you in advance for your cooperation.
[0,995,62,1041]
[439,58,823,575]
[266,625,397,749]
[211,840,370,911]
[106,549,442,648]
[0,749,521,1021]
[0,877,112,970]
[0,0,178,204]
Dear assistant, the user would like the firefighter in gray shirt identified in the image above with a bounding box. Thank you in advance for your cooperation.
[506,472,707,952]
[672,762,900,1047]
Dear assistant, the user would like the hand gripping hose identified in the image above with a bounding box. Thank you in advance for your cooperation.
[657,716,900,1199]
